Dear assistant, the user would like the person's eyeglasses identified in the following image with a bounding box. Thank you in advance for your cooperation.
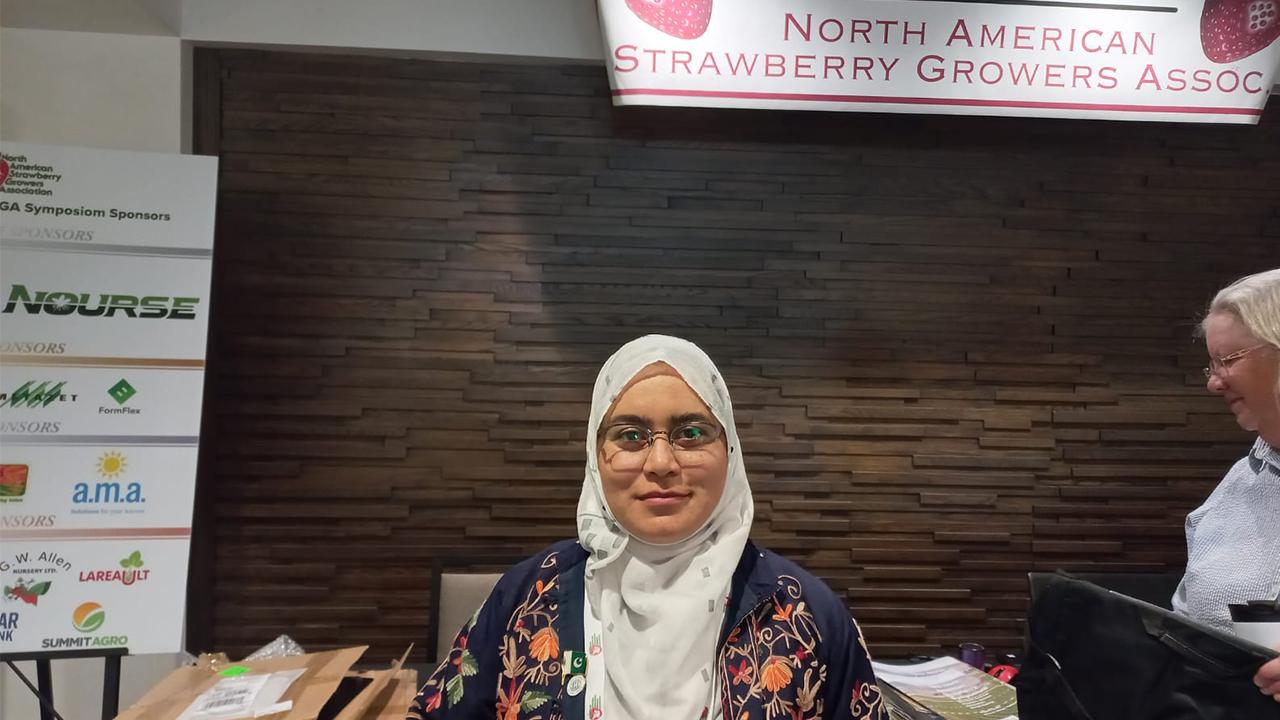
[1203,344,1271,379]
[599,421,722,469]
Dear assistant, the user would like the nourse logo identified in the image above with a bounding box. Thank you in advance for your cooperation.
[2,284,199,320]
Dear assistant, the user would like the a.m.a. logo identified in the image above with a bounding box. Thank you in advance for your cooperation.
[1,284,200,320]
[0,381,77,408]
[72,451,145,514]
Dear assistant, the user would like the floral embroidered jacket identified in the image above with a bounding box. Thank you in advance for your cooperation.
[407,540,887,720]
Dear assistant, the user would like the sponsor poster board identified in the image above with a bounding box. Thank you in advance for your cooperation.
[600,0,1280,123]
[0,142,217,656]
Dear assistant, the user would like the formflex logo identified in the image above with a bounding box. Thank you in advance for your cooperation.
[102,380,139,416]
[72,602,105,633]
[0,381,77,408]
[108,380,136,406]
[1,284,199,320]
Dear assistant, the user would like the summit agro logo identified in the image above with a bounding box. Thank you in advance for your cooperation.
[0,381,78,409]
[72,451,146,515]
[78,551,151,587]
[1,284,200,320]
[72,602,105,632]
[0,152,60,197]
[41,601,127,649]
[102,380,139,416]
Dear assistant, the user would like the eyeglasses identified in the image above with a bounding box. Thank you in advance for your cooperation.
[1203,344,1271,379]
[599,421,722,470]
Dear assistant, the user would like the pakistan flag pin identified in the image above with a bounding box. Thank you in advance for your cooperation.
[564,650,588,676]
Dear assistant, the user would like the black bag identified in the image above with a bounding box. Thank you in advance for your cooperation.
[1014,572,1280,720]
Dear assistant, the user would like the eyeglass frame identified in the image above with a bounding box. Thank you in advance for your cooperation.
[1202,343,1272,379]
[596,419,724,459]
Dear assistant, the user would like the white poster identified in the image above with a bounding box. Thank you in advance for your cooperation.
[0,143,217,656]
[600,0,1280,123]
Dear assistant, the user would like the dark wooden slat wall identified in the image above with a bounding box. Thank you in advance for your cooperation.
[194,48,1280,662]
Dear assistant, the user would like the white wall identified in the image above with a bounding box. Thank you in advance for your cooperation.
[0,27,184,153]
[180,0,604,61]
[1,3,603,718]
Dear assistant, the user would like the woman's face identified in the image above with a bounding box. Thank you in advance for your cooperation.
[1204,311,1280,437]
[598,367,729,545]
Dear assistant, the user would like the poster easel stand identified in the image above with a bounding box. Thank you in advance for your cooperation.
[0,647,128,720]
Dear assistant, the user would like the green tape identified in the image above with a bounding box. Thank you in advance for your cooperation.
[218,665,251,677]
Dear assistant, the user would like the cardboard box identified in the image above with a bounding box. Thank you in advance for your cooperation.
[115,646,417,720]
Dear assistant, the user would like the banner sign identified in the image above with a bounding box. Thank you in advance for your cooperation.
[0,142,217,656]
[599,0,1280,123]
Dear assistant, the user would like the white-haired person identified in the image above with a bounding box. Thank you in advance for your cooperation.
[1173,268,1280,701]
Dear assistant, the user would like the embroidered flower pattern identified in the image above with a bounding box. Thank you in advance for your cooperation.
[409,556,884,720]
[409,553,564,720]
[720,575,830,720]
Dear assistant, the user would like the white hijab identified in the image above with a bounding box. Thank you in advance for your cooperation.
[576,335,755,720]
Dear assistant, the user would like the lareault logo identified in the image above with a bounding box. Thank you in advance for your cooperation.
[79,551,150,586]
[1,284,200,320]
[0,464,28,503]
[0,381,78,408]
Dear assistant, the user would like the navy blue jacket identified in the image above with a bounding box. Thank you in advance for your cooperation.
[408,540,887,720]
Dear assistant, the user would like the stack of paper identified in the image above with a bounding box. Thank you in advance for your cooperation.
[871,657,1018,720]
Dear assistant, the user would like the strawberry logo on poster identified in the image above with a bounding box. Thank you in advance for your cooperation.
[1202,0,1280,61]
[0,158,9,187]
[626,0,712,39]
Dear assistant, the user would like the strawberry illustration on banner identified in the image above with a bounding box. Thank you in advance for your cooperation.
[0,157,10,187]
[625,0,713,39]
[1201,0,1280,62]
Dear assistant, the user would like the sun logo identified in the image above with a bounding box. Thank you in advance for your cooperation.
[96,452,127,479]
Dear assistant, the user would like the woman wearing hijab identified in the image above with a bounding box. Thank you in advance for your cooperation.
[1172,269,1280,701]
[408,335,886,720]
